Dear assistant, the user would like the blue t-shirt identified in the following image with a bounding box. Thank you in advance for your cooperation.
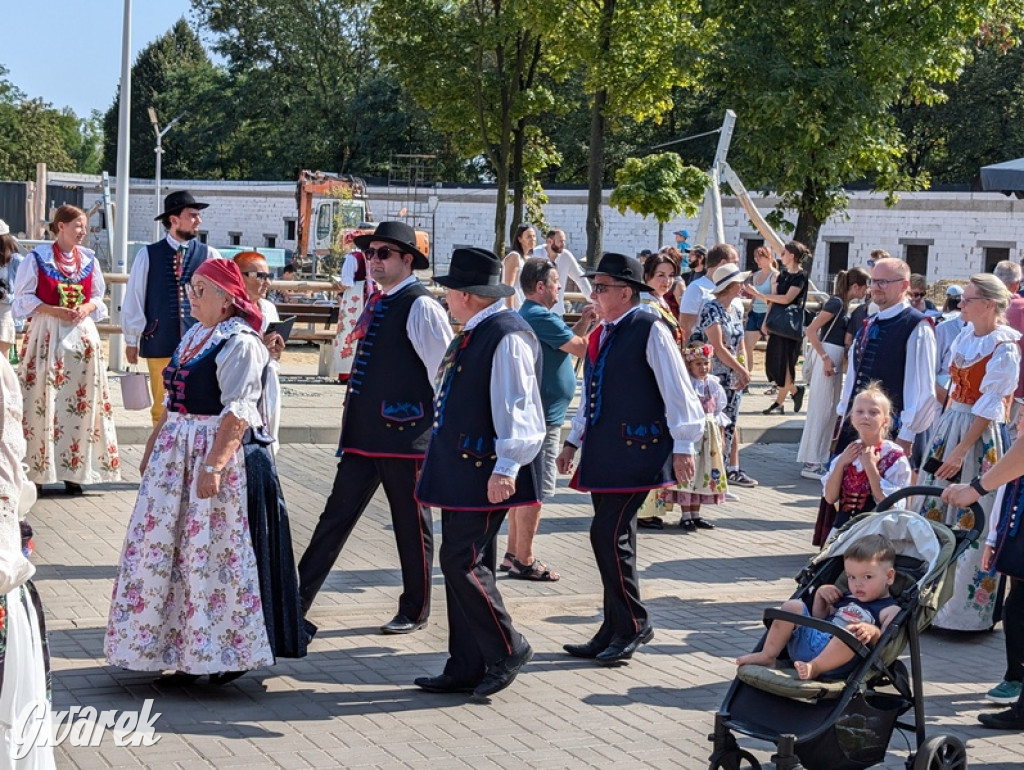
[519,300,576,424]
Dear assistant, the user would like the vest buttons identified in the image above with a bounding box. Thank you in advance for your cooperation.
[626,440,632,446]
[475,461,482,467]
[461,453,469,459]
[641,444,647,450]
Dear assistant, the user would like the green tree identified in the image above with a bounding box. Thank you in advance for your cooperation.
[102,18,223,178]
[541,0,706,263]
[610,153,708,245]
[0,67,82,180]
[706,0,1019,255]
[373,0,553,256]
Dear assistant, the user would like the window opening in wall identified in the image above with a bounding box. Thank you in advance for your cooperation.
[228,232,241,247]
[827,242,850,289]
[744,238,764,271]
[905,244,929,276]
[984,247,1010,273]
[198,231,208,245]
[264,234,277,248]
[284,218,296,241]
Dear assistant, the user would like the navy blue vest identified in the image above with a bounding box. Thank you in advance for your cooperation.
[163,339,227,416]
[575,311,674,492]
[416,311,540,510]
[339,282,436,457]
[852,306,926,418]
[140,239,210,358]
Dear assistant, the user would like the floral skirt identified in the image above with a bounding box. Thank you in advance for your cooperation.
[18,315,120,484]
[105,413,273,674]
[660,415,727,508]
[330,281,366,377]
[919,403,1006,631]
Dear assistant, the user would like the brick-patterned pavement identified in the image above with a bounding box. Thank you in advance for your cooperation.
[30,443,1023,769]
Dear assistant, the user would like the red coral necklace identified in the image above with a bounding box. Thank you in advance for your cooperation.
[53,244,82,278]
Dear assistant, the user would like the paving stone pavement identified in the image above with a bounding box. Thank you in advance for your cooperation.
[28,443,1024,769]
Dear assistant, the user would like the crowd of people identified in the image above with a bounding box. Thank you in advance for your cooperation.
[5,192,1024,769]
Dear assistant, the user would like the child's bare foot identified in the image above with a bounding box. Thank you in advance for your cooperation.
[736,651,776,667]
[794,660,816,680]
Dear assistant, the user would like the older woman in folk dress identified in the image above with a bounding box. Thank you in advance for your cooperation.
[12,205,119,494]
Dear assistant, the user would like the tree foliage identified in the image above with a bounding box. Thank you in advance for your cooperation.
[611,153,708,227]
[706,0,1019,253]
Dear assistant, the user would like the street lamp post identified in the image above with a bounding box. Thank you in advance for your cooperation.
[148,107,186,239]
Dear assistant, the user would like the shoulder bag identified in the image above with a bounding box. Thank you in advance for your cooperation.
[764,277,808,341]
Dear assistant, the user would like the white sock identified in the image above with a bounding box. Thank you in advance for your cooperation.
[728,465,739,473]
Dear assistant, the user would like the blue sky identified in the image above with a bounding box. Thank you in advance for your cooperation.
[4,0,198,118]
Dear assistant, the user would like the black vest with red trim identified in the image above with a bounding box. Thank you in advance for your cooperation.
[573,310,674,492]
[416,311,540,510]
[851,305,926,418]
[339,281,436,457]
[140,238,210,358]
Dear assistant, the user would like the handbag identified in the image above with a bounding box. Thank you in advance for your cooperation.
[994,478,1024,579]
[119,367,153,411]
[764,279,808,341]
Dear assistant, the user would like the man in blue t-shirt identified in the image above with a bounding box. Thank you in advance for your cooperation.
[501,258,595,581]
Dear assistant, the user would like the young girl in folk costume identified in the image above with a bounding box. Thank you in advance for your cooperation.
[813,384,912,546]
[330,234,372,383]
[657,343,728,531]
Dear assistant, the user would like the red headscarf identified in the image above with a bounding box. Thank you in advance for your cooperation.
[193,259,263,332]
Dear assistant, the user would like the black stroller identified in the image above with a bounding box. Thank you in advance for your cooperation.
[710,486,982,770]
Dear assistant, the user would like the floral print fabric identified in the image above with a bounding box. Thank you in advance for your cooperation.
[105,413,272,673]
[330,280,367,378]
[18,314,119,484]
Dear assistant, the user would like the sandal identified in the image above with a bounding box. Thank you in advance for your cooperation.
[498,551,516,573]
[509,558,560,582]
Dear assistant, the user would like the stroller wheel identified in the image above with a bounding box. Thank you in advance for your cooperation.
[708,748,761,770]
[912,735,967,770]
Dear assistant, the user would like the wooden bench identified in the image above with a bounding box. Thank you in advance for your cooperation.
[273,302,340,376]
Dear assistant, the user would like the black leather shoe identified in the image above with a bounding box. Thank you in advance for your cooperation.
[414,674,478,694]
[979,706,1024,729]
[793,385,806,413]
[209,671,247,686]
[637,517,664,530]
[563,638,609,659]
[152,672,200,687]
[473,641,534,699]
[380,614,427,635]
[63,481,84,495]
[693,518,715,530]
[595,626,654,666]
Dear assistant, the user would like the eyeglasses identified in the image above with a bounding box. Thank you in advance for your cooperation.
[592,282,629,294]
[868,278,903,287]
[911,292,926,299]
[365,246,405,261]
[185,282,205,298]
[961,296,990,304]
[241,271,273,281]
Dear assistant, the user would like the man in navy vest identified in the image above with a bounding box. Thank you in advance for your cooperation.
[556,253,705,666]
[123,191,220,424]
[836,257,938,453]
[414,247,545,700]
[297,221,452,637]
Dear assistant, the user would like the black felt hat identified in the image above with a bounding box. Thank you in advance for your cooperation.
[155,190,209,220]
[434,247,514,298]
[352,221,429,269]
[583,252,648,292]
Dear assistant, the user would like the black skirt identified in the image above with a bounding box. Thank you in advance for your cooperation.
[764,333,801,388]
[244,441,307,660]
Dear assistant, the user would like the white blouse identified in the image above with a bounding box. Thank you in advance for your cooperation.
[692,373,731,428]
[820,439,913,500]
[169,317,269,426]
[948,323,1021,422]
[12,244,108,322]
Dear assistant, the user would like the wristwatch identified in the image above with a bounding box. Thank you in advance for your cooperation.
[202,465,223,475]
[969,475,989,496]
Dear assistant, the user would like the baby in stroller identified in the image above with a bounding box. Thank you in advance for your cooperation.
[736,534,900,680]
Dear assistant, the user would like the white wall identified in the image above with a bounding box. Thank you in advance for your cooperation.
[49,172,1024,284]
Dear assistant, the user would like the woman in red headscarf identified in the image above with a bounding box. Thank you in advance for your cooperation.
[106,260,303,684]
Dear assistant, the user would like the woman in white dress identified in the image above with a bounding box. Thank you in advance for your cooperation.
[106,260,278,684]
[501,223,537,310]
[919,274,1021,632]
[0,354,54,769]
[12,206,119,494]
[330,246,370,382]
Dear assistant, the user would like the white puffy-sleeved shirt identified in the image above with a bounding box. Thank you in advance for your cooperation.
[121,235,223,346]
[11,244,108,322]
[820,439,913,500]
[692,373,731,428]
[169,317,269,427]
[948,323,1021,422]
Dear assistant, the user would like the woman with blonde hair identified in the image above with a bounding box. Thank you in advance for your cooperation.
[919,273,1020,632]
[743,245,777,380]
[12,205,119,494]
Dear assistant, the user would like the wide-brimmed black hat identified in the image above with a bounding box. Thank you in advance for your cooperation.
[583,252,648,292]
[155,190,209,220]
[353,221,429,269]
[434,247,513,298]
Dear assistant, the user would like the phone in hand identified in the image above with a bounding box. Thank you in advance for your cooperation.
[922,455,961,484]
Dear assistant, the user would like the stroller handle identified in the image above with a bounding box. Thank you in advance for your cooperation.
[876,485,986,542]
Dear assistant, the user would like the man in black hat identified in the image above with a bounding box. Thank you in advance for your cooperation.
[297,221,452,637]
[556,253,704,666]
[414,246,545,700]
[122,190,221,424]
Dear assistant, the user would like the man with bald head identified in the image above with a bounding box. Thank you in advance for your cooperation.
[835,257,938,453]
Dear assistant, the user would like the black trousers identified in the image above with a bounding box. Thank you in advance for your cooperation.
[297,452,433,622]
[1003,577,1024,683]
[439,508,523,682]
[588,491,650,646]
